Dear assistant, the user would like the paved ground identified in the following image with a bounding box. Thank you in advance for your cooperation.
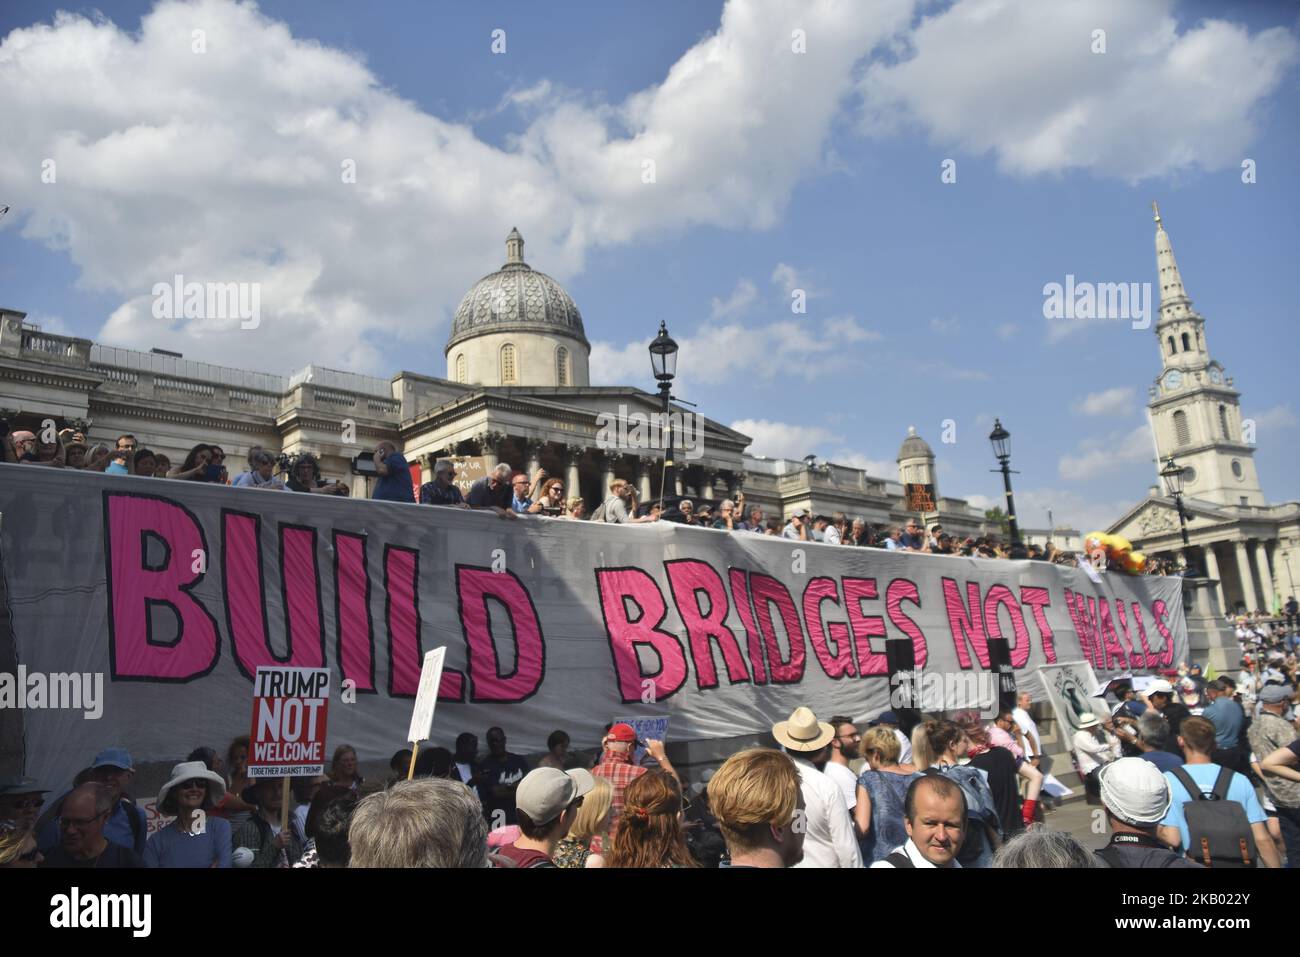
[1039,794,1109,850]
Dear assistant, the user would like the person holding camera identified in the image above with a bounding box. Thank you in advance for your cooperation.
[782,509,811,541]
[286,453,349,495]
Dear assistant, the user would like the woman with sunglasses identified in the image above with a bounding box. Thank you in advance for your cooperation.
[143,760,232,868]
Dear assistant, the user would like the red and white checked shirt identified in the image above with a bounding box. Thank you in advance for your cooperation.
[592,750,647,831]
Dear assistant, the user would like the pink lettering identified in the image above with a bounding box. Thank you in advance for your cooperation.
[983,583,1031,669]
[942,578,989,669]
[596,568,688,703]
[105,493,219,680]
[749,573,807,683]
[457,567,544,703]
[802,577,855,679]
[664,560,750,690]
[1019,586,1057,664]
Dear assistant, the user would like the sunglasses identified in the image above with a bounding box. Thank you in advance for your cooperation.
[3,798,44,810]
[179,779,209,791]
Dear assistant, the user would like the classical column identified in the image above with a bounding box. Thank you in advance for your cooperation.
[598,450,619,497]
[1234,540,1258,613]
[474,429,507,472]
[1202,544,1225,612]
[636,456,651,502]
[702,467,719,501]
[562,444,584,503]
[728,470,747,499]
[1254,540,1276,614]
[523,437,546,478]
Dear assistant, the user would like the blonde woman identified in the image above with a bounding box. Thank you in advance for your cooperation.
[564,497,586,520]
[853,727,922,864]
[553,776,612,868]
[0,821,42,868]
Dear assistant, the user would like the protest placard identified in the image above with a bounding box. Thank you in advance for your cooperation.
[247,666,331,779]
[611,714,670,764]
[405,648,447,778]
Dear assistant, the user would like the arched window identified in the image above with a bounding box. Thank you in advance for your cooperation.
[500,343,517,384]
[1167,335,1176,355]
[556,346,569,386]
[1218,404,1230,440]
[1181,332,1191,352]
[455,354,467,383]
[1172,409,1190,447]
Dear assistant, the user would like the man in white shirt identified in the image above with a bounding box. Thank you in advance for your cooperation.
[771,706,863,868]
[821,516,842,545]
[823,715,860,812]
[1073,713,1122,798]
[870,775,966,869]
[1013,692,1041,766]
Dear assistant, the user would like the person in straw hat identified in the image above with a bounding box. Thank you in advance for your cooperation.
[771,706,862,868]
[143,760,231,868]
[1071,712,1122,801]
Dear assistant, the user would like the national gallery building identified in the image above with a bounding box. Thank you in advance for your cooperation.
[0,229,987,537]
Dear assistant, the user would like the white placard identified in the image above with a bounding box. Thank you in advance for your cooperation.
[407,647,447,744]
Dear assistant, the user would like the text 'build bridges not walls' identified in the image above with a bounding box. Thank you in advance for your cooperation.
[0,466,1187,791]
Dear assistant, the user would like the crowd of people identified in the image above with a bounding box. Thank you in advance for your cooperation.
[4,668,1297,869]
[2,427,1175,576]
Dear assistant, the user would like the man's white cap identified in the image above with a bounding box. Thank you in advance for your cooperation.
[1097,758,1172,827]
[1145,679,1175,695]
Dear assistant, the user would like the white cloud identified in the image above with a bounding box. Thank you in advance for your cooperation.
[771,262,802,296]
[823,315,881,343]
[961,486,1134,535]
[730,418,838,461]
[1058,424,1155,478]
[995,322,1018,341]
[0,0,917,372]
[829,450,895,478]
[858,0,1299,182]
[1074,386,1137,417]
[1245,404,1298,431]
[963,493,997,512]
[929,316,959,334]
[709,279,759,320]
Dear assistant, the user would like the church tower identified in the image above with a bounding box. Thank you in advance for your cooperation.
[1147,202,1263,507]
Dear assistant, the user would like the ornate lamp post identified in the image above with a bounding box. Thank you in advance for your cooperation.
[649,321,679,503]
[1159,455,1197,577]
[988,419,1021,548]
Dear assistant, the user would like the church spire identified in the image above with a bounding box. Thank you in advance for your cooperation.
[1153,201,1196,327]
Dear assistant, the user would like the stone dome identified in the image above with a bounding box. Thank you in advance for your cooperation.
[897,425,934,462]
[445,228,589,353]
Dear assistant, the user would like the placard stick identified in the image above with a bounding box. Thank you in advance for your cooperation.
[407,743,420,781]
[280,777,291,835]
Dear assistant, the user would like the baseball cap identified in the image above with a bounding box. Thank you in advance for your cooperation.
[1144,679,1175,696]
[607,723,637,743]
[91,748,134,771]
[874,711,900,726]
[516,767,595,825]
[1259,685,1292,704]
[790,508,808,519]
[1097,758,1172,827]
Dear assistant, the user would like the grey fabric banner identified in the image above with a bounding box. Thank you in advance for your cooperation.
[0,465,1186,793]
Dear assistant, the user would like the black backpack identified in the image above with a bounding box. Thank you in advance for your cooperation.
[1169,766,1258,868]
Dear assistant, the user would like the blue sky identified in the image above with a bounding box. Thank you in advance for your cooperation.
[1,0,1298,532]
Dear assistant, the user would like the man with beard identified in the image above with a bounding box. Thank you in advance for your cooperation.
[823,715,861,815]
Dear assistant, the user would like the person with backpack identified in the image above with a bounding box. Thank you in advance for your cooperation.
[1158,717,1280,867]
[591,478,656,524]
[1094,758,1201,868]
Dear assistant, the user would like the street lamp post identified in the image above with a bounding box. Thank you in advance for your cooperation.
[1160,455,1196,576]
[988,419,1021,548]
[986,418,1021,710]
[649,321,679,505]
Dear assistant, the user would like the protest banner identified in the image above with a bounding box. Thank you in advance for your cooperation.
[0,466,1189,793]
[406,647,447,778]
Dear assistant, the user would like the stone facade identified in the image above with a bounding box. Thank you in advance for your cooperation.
[0,230,988,533]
